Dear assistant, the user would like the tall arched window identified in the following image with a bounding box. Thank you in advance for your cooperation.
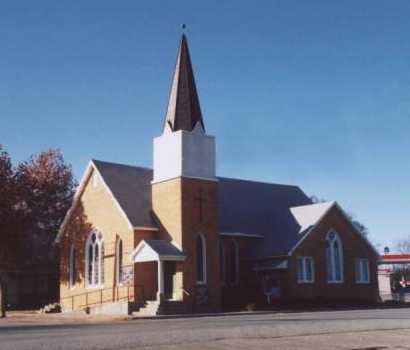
[219,240,226,284]
[228,239,239,286]
[69,245,76,288]
[326,231,344,283]
[86,230,104,287]
[196,234,206,284]
[116,239,123,285]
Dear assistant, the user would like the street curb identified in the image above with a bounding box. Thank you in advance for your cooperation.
[129,304,410,321]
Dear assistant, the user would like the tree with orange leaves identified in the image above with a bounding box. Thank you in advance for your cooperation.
[15,149,76,268]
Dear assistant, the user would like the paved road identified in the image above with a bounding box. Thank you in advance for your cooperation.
[1,308,410,349]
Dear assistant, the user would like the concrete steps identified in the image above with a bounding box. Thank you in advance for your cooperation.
[39,303,61,313]
[132,300,188,317]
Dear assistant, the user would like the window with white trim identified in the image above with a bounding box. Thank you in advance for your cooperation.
[196,234,206,284]
[326,231,344,283]
[85,230,105,288]
[355,258,370,284]
[69,245,76,288]
[116,239,123,285]
[297,256,314,283]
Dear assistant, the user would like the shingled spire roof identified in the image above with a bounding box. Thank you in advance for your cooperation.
[163,34,205,133]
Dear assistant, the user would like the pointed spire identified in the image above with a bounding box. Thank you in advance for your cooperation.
[163,34,205,133]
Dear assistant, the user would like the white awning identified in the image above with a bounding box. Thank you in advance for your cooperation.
[131,239,186,263]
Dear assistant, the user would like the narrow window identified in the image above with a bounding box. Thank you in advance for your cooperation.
[69,245,76,288]
[297,257,314,283]
[85,230,104,287]
[326,231,344,283]
[87,243,93,285]
[219,241,226,284]
[100,242,105,285]
[305,257,313,281]
[116,239,123,285]
[228,240,239,286]
[94,243,99,285]
[355,258,370,284]
[196,234,206,284]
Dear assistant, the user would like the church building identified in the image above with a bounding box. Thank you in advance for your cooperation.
[56,34,379,315]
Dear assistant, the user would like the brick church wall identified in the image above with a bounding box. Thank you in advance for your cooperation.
[59,169,137,312]
[152,177,222,311]
[133,228,158,301]
[286,205,379,304]
[220,237,261,310]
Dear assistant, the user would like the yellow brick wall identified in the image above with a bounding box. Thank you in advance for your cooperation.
[152,177,221,311]
[59,168,135,312]
[152,177,183,246]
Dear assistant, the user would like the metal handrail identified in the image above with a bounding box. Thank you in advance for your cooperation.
[61,284,145,311]
[182,288,192,296]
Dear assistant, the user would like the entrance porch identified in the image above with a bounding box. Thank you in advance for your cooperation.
[131,240,186,303]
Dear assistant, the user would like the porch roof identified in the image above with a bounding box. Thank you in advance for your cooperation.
[131,240,186,263]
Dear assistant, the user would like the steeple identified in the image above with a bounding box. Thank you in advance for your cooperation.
[163,34,205,133]
[153,33,215,183]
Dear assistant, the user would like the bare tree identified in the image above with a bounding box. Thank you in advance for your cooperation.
[396,236,410,254]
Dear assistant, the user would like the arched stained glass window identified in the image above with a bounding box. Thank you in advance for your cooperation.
[85,231,104,287]
[326,231,344,283]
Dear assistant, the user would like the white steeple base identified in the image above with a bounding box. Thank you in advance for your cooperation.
[153,127,216,183]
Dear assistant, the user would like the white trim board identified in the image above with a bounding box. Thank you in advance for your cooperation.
[56,160,136,243]
[131,240,186,263]
[288,201,379,257]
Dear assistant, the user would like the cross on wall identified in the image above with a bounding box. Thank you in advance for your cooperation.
[194,188,207,223]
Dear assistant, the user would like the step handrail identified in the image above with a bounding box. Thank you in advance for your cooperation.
[61,284,145,311]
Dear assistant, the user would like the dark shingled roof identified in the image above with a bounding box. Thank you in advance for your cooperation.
[92,160,313,258]
[217,177,312,258]
[92,160,155,228]
[144,240,185,258]
[163,34,205,133]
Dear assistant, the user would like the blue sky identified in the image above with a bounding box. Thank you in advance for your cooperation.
[1,1,409,251]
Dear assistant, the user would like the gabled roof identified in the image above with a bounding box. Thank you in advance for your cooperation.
[60,160,376,259]
[92,160,155,228]
[131,239,186,262]
[163,34,205,133]
[290,201,335,234]
[55,160,156,243]
[288,201,379,256]
[60,160,316,257]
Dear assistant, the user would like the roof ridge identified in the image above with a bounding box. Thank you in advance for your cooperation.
[217,175,303,189]
[290,201,335,209]
[92,159,304,189]
[91,159,152,172]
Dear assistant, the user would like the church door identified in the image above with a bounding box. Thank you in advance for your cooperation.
[164,261,176,300]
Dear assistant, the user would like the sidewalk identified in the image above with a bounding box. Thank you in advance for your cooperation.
[0,310,127,328]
